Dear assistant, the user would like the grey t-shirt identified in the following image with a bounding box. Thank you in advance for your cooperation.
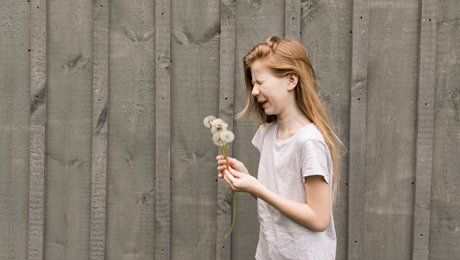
[252,122,336,260]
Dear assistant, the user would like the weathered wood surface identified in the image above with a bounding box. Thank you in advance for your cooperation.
[90,0,109,259]
[44,1,93,259]
[412,0,437,259]
[0,2,30,260]
[348,0,368,258]
[365,1,420,259]
[300,1,352,259]
[106,0,156,259]
[285,0,301,41]
[0,0,460,259]
[170,1,220,259]
[430,0,460,259]
[154,0,171,259]
[28,0,47,259]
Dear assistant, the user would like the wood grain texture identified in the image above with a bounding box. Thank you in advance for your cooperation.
[348,0,369,259]
[216,0,236,259]
[44,1,93,259]
[106,1,156,259]
[364,1,419,259]
[154,0,171,259]
[412,0,437,259]
[0,2,31,260]
[300,1,353,259]
[28,0,46,259]
[170,1,220,259]
[429,0,460,259]
[90,0,109,259]
[285,0,301,41]
[233,0,285,259]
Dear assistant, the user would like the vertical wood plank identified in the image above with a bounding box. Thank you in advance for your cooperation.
[412,0,437,259]
[106,0,156,258]
[170,1,220,259]
[364,1,419,258]
[0,1,31,260]
[90,0,109,259]
[348,0,369,259]
[45,1,93,259]
[285,0,301,41]
[216,0,236,259]
[155,0,171,259]
[28,0,47,259]
[429,0,460,259]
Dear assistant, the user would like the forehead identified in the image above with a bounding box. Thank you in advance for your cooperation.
[250,60,271,79]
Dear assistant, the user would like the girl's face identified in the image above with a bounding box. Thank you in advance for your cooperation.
[250,60,297,116]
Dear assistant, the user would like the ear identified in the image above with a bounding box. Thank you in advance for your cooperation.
[287,73,298,91]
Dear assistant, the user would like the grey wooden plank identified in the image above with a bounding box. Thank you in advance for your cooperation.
[0,1,31,260]
[169,1,220,259]
[154,0,171,259]
[44,1,93,259]
[364,1,420,259]
[216,0,236,259]
[90,0,109,259]
[285,0,301,41]
[232,1,286,259]
[412,0,437,259]
[348,0,369,259]
[429,0,460,259]
[105,1,156,259]
[299,1,353,259]
[28,0,47,259]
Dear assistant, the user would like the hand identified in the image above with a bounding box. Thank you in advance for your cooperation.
[216,155,249,178]
[222,169,260,195]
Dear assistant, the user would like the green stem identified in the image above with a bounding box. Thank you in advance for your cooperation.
[225,191,236,238]
[220,144,236,238]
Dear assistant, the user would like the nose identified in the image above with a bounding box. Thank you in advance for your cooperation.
[252,84,259,97]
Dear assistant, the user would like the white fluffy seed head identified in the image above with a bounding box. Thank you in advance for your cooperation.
[210,118,228,132]
[220,130,234,143]
[212,132,225,146]
[203,115,216,128]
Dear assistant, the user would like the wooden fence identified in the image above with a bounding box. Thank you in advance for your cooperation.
[0,0,459,259]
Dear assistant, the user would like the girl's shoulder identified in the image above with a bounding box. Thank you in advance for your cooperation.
[256,121,278,135]
[296,123,328,148]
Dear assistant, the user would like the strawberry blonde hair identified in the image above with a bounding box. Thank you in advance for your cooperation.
[238,36,343,201]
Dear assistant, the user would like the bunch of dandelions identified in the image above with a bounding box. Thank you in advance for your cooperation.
[203,115,235,238]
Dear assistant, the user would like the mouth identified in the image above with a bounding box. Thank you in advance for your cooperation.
[258,100,268,107]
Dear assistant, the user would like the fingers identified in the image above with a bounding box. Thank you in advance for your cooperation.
[222,170,234,189]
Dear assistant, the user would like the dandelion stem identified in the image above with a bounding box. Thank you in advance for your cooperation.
[225,191,236,238]
[219,144,235,238]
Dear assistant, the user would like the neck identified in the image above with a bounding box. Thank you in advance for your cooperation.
[277,113,299,126]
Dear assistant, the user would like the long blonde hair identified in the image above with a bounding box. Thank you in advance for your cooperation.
[238,36,343,201]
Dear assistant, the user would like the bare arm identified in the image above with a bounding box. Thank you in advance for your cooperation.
[222,168,331,232]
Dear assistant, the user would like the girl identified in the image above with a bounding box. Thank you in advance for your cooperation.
[216,36,342,259]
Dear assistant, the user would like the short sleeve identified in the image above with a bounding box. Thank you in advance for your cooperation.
[251,124,264,152]
[301,139,330,184]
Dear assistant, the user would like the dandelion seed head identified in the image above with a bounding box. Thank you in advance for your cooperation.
[220,130,234,143]
[203,115,216,128]
[210,118,228,132]
[212,132,225,146]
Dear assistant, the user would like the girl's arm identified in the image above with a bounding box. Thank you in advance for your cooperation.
[222,168,331,232]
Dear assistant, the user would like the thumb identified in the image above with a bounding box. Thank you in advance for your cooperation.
[227,168,243,179]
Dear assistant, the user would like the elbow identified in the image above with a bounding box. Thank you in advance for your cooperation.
[308,216,330,232]
[314,222,329,232]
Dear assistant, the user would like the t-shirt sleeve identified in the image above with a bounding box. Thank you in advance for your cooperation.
[301,139,330,184]
[251,125,264,152]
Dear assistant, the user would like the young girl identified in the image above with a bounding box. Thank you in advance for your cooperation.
[216,36,341,259]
